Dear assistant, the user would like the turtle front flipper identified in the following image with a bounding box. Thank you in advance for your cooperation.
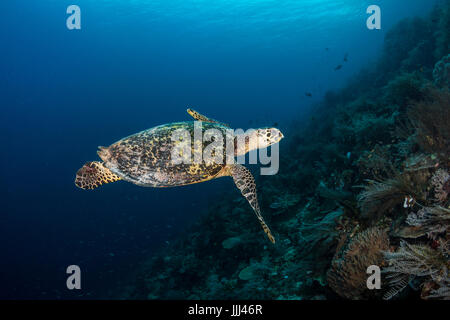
[227,164,275,243]
[75,161,121,190]
[186,108,229,127]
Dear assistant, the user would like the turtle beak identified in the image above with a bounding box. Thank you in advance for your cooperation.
[270,128,284,144]
[275,129,284,141]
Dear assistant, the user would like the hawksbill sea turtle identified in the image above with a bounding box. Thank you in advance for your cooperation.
[75,108,284,243]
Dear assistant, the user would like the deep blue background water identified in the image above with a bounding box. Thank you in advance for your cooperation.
[0,0,439,299]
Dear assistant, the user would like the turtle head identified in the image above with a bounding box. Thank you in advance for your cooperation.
[235,128,284,156]
[255,128,284,149]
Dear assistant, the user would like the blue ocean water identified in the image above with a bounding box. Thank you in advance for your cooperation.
[0,0,440,299]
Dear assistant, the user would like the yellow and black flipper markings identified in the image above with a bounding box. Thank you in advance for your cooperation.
[75,161,121,190]
[186,108,229,127]
[228,163,275,244]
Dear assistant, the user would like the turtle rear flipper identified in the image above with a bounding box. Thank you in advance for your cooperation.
[75,161,121,190]
[228,164,275,244]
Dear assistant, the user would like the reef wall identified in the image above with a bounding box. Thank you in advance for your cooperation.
[120,1,450,300]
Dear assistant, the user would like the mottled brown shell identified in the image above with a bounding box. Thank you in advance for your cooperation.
[97,122,231,187]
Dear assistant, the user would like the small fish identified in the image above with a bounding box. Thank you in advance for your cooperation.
[272,122,278,127]
[343,53,348,62]
[403,196,414,208]
[305,92,312,97]
[334,64,343,71]
[325,48,329,51]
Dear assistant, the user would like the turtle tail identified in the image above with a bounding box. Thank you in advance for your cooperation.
[75,161,121,190]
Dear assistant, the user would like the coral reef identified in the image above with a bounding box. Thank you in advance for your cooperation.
[326,227,389,300]
[116,1,450,301]
[406,206,450,239]
[431,169,450,203]
[407,88,450,160]
[433,54,450,87]
[432,1,450,60]
[357,166,430,220]
[383,73,425,109]
[222,236,242,249]
[269,193,300,215]
[383,240,449,300]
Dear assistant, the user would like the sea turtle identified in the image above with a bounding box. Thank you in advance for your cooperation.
[75,108,284,243]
